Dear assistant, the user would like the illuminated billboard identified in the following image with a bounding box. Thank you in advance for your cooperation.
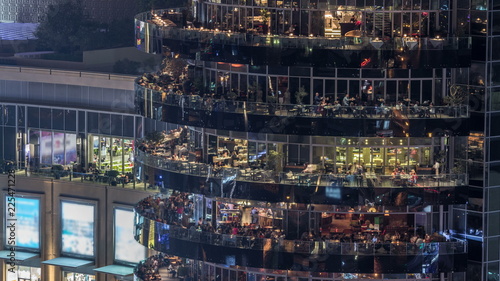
[61,202,95,256]
[5,197,40,249]
[114,208,146,264]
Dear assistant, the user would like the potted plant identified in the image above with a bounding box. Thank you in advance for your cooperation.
[226,90,238,111]
[105,170,121,186]
[260,9,270,34]
[267,150,284,183]
[145,131,165,147]
[51,164,64,179]
[295,86,308,105]
[443,85,468,117]
[284,89,291,104]
[267,95,277,115]
[451,161,466,184]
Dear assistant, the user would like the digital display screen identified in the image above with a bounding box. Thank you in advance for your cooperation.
[65,133,77,164]
[5,197,40,249]
[61,202,94,256]
[40,131,52,164]
[114,209,146,264]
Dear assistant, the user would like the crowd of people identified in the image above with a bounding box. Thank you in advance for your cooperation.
[136,192,194,226]
[137,126,190,161]
[138,71,462,121]
[309,92,445,119]
[134,254,171,281]
[137,194,454,252]
[300,228,450,245]
[137,127,441,191]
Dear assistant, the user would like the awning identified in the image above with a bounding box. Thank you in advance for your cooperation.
[0,250,38,261]
[94,265,135,276]
[42,257,93,268]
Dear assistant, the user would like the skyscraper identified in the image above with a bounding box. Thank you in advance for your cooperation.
[133,1,475,280]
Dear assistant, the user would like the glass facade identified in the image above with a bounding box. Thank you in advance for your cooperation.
[132,0,472,276]
[0,103,138,175]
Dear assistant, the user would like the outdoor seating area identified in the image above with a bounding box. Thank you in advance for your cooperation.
[136,194,465,256]
[137,78,469,120]
[136,128,466,189]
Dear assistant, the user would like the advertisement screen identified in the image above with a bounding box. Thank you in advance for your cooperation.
[5,197,40,249]
[114,209,146,264]
[40,131,52,164]
[61,202,94,256]
[65,133,77,164]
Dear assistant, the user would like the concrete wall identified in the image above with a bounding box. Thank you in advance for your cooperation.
[0,174,153,281]
[0,66,136,113]
[83,47,162,72]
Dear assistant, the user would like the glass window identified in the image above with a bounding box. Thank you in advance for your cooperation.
[488,212,500,236]
[87,112,98,134]
[362,69,384,78]
[488,262,499,281]
[491,113,500,136]
[490,162,500,186]
[337,69,359,78]
[63,272,96,281]
[65,110,77,132]
[7,266,41,281]
[52,109,64,130]
[488,237,500,261]
[98,113,111,135]
[28,107,39,128]
[111,114,123,136]
[491,62,500,86]
[467,212,483,236]
[490,138,500,161]
[39,108,52,129]
[78,111,85,133]
[489,188,500,211]
[453,209,466,234]
[492,88,500,110]
[290,67,310,76]
[493,12,500,36]
[249,66,266,74]
[1,105,16,127]
[17,106,25,128]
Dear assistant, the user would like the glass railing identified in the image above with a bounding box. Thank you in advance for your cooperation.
[135,10,471,51]
[135,209,467,256]
[18,168,139,189]
[136,82,469,119]
[136,150,468,189]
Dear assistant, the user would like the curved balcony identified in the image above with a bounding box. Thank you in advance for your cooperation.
[136,83,470,137]
[134,11,471,69]
[134,209,467,274]
[137,150,468,206]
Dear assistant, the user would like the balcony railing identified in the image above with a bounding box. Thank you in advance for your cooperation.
[137,150,467,189]
[135,10,471,51]
[136,82,469,120]
[135,209,467,256]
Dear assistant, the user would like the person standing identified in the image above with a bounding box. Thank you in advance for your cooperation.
[433,161,440,175]
[251,207,259,224]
